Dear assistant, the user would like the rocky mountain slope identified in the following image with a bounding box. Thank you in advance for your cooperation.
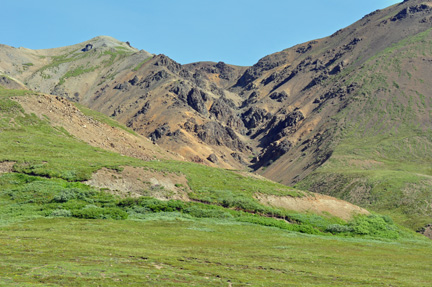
[1,0,432,232]
[0,88,372,224]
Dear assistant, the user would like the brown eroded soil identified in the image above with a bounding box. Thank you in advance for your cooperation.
[422,226,432,239]
[255,193,369,221]
[85,166,190,201]
[0,162,15,174]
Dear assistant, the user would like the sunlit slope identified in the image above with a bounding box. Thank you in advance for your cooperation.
[296,28,432,230]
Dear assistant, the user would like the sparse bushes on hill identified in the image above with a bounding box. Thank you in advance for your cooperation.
[0,172,415,239]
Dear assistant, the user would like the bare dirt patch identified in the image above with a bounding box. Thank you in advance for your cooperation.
[255,193,369,221]
[85,166,190,201]
[0,161,15,174]
[421,225,432,240]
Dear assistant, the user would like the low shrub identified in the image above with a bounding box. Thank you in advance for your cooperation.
[72,206,128,220]
[325,224,353,234]
[349,214,399,239]
[50,209,72,217]
[237,215,322,235]
[184,206,233,219]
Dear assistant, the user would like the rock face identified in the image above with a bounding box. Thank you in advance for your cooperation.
[207,153,218,163]
[195,122,248,152]
[187,88,208,116]
[242,107,270,130]
[82,43,93,52]
[150,124,170,142]
[252,139,292,169]
[391,4,432,21]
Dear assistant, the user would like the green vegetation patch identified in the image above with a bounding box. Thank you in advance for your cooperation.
[100,46,135,67]
[133,56,153,71]
[0,85,33,97]
[58,65,99,85]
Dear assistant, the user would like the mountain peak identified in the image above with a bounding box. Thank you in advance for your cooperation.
[82,35,138,52]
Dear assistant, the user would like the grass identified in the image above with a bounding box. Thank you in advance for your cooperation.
[0,85,33,97]
[141,160,304,198]
[0,217,430,286]
[58,65,99,85]
[101,46,135,67]
[133,56,153,71]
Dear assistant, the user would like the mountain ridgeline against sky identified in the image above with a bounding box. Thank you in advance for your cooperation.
[1,0,432,232]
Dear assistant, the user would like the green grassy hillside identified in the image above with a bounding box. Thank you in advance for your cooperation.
[296,29,432,231]
[0,88,413,239]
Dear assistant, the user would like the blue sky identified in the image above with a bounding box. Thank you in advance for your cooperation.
[3,0,400,66]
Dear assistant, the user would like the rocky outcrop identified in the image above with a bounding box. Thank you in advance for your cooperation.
[135,101,151,116]
[140,70,170,89]
[82,44,93,52]
[114,71,169,92]
[209,97,234,121]
[242,106,270,130]
[129,75,140,86]
[214,61,235,80]
[207,153,218,163]
[313,82,358,107]
[153,54,182,73]
[150,124,170,142]
[231,152,247,164]
[260,110,305,144]
[391,4,432,21]
[271,57,314,91]
[187,88,208,116]
[234,53,289,88]
[418,224,432,239]
[195,122,248,152]
[0,75,24,90]
[269,91,288,102]
[252,139,292,169]
[209,97,245,131]
[169,82,211,116]
[114,82,130,91]
[295,41,318,54]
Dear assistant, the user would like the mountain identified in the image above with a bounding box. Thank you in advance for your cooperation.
[1,0,432,233]
[2,2,432,285]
